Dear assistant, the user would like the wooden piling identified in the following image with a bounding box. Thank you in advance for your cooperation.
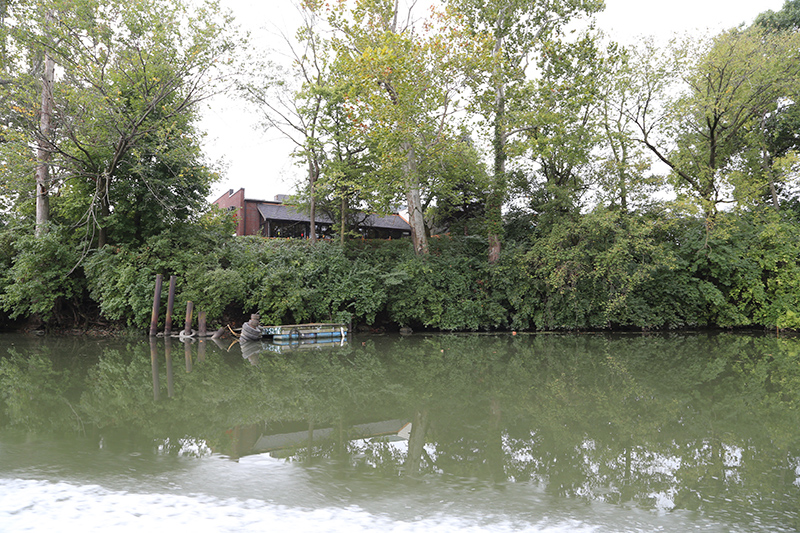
[149,274,163,337]
[198,311,207,337]
[164,275,177,336]
[183,301,194,336]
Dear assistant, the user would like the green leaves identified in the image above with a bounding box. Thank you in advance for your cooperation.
[1,0,238,246]
[0,228,84,322]
[629,27,800,218]
[518,209,672,329]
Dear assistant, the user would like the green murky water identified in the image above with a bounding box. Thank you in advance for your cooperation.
[1,332,798,531]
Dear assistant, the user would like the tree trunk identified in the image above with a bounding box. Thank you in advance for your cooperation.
[762,152,780,212]
[403,141,428,255]
[487,102,505,264]
[487,16,506,264]
[340,193,347,245]
[97,173,110,248]
[619,141,629,211]
[406,186,428,255]
[35,13,55,237]
[308,156,317,243]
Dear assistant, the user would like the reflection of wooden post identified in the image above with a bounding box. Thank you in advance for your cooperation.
[149,274,163,337]
[183,301,194,336]
[197,338,206,362]
[230,426,243,461]
[149,336,160,401]
[164,275,177,336]
[210,336,227,350]
[198,311,207,337]
[405,408,429,476]
[184,339,193,373]
[165,337,174,398]
[487,397,506,483]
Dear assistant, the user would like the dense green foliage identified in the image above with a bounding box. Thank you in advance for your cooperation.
[2,204,798,332]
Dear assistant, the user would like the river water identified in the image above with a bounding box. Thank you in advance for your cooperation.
[0,332,798,532]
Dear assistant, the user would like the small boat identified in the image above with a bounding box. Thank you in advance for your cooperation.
[266,323,348,342]
[237,315,347,343]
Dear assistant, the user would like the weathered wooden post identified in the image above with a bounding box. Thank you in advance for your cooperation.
[183,301,194,336]
[198,311,207,337]
[164,275,177,336]
[149,274,163,337]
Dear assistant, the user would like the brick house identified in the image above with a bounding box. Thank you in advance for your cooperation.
[212,188,412,239]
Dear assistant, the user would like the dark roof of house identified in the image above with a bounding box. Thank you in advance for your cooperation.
[255,202,411,231]
[360,213,412,231]
[256,203,333,224]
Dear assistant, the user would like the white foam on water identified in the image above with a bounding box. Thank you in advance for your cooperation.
[0,478,596,533]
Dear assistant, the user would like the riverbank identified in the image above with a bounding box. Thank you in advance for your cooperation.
[1,209,799,334]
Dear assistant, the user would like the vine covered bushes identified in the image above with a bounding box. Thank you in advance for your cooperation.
[1,207,798,333]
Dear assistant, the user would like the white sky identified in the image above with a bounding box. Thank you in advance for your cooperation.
[200,0,787,203]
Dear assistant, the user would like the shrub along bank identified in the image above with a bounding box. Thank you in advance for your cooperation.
[0,208,799,332]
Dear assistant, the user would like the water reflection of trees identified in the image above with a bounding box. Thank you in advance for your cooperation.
[1,332,799,523]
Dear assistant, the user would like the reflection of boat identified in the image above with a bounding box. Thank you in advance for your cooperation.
[265,338,349,353]
[240,338,349,360]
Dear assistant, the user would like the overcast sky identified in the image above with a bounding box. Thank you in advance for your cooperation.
[200,0,787,203]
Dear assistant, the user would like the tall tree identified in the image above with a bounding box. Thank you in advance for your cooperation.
[515,32,604,223]
[627,28,800,219]
[321,0,481,255]
[313,83,378,243]
[450,0,602,261]
[33,8,53,236]
[241,2,332,243]
[593,43,659,211]
[745,1,800,212]
[2,0,237,246]
[0,2,57,234]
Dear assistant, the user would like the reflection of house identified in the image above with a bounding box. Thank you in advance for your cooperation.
[253,419,411,454]
[225,419,412,459]
[212,188,412,239]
